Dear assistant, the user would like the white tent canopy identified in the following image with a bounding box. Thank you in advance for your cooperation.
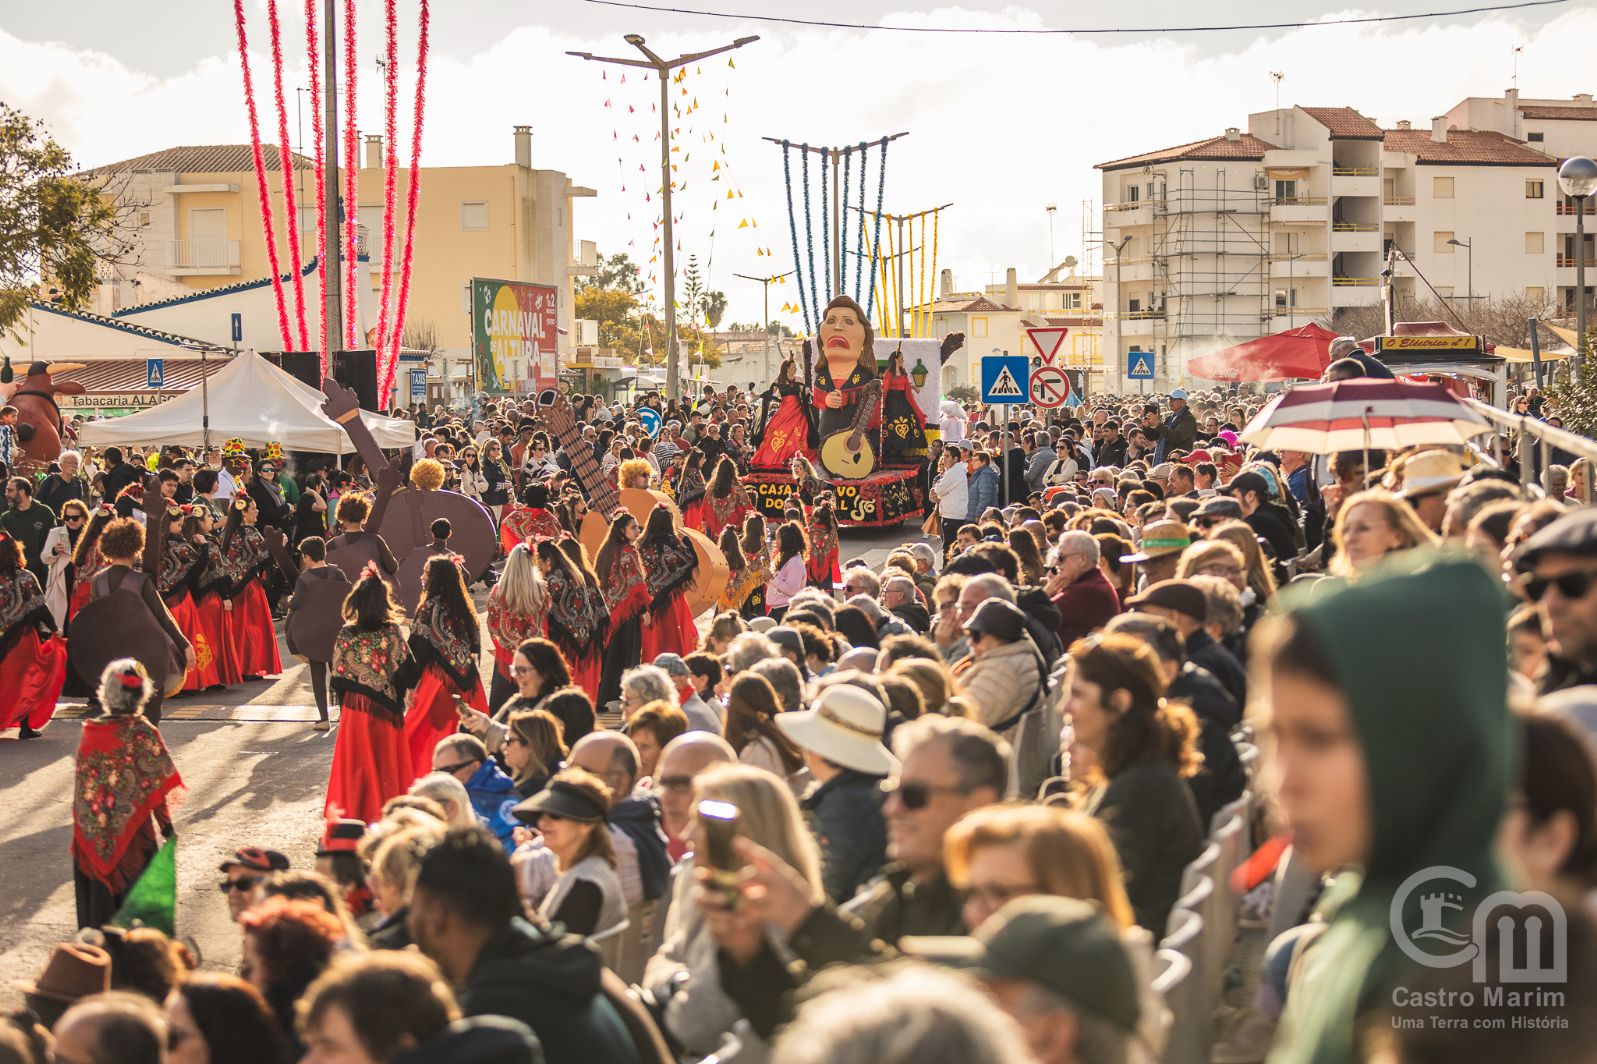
[75,350,416,455]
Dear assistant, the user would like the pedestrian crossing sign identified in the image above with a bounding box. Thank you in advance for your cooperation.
[1128,351,1155,380]
[981,355,1030,405]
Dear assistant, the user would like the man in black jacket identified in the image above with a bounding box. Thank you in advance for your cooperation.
[1228,470,1299,567]
[1153,389,1198,462]
[1126,579,1248,709]
[407,827,643,1064]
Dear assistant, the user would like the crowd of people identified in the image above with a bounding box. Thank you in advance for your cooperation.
[7,331,1597,1064]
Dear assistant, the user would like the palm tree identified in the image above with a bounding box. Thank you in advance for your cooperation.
[702,290,728,331]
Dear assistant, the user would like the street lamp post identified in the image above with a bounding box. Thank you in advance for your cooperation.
[567,34,760,402]
[1446,237,1473,310]
[1560,156,1597,368]
[1108,236,1130,388]
[734,270,794,384]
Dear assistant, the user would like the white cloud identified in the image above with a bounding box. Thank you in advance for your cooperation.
[0,3,1592,327]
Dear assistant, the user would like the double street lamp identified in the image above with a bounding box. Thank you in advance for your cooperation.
[1559,156,1597,368]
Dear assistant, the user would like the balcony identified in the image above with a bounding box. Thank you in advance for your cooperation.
[1331,169,1381,198]
[1271,197,1327,225]
[1270,254,1329,277]
[1115,308,1167,321]
[1557,202,1597,216]
[1331,224,1382,253]
[1332,276,1380,287]
[165,239,241,276]
[1558,255,1597,267]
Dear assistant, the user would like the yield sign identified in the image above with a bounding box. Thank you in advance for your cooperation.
[1025,327,1070,365]
[1029,364,1071,409]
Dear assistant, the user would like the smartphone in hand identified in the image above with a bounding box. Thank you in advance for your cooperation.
[697,799,742,904]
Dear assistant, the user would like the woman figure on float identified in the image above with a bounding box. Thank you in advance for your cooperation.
[879,347,930,466]
[750,357,818,470]
[812,295,879,441]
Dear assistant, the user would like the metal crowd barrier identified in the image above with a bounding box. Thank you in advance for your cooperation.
[1462,398,1597,502]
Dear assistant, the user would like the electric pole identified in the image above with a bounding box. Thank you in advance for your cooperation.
[734,270,795,382]
[568,33,759,402]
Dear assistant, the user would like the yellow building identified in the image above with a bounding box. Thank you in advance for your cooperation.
[84,128,595,387]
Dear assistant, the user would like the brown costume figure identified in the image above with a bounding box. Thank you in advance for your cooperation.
[6,360,86,473]
[321,379,495,613]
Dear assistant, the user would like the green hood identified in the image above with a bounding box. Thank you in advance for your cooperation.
[1269,551,1514,1064]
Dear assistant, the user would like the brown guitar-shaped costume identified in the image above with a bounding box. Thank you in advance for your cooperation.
[8,361,86,473]
[321,380,496,613]
[537,390,728,617]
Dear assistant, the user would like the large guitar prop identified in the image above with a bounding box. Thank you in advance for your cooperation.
[536,389,728,617]
[819,378,883,480]
[321,379,496,613]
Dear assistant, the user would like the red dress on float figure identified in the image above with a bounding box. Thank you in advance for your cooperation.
[543,566,607,704]
[224,526,282,679]
[405,594,488,778]
[879,364,930,466]
[0,565,67,733]
[751,379,819,470]
[327,622,416,823]
[638,531,700,662]
[190,534,243,689]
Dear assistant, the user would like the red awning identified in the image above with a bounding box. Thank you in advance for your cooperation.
[1186,323,1339,383]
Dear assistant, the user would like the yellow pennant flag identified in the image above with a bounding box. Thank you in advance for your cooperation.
[738,219,749,228]
[726,189,735,200]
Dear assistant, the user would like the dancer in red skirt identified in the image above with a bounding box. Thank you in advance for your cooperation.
[535,538,607,706]
[596,511,650,710]
[0,532,67,738]
[152,505,218,694]
[638,503,701,662]
[327,568,417,822]
[558,536,609,704]
[221,496,282,680]
[806,499,842,592]
[189,506,244,690]
[750,356,819,469]
[405,554,487,777]
[675,451,708,532]
[485,543,547,710]
[702,457,753,542]
[499,483,562,557]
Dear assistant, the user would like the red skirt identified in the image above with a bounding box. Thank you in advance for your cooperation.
[751,395,818,469]
[230,581,282,678]
[641,590,698,662]
[405,663,487,780]
[326,693,411,824]
[0,629,66,730]
[704,503,750,543]
[69,580,92,623]
[571,647,603,705]
[680,499,706,532]
[195,592,244,687]
[171,594,222,692]
[808,550,841,591]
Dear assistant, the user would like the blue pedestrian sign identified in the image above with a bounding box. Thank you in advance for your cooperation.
[637,407,662,438]
[410,370,426,402]
[146,358,165,389]
[1127,350,1156,381]
[980,355,1030,405]
[230,313,243,344]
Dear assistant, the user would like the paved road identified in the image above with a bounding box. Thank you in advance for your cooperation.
[0,521,926,1000]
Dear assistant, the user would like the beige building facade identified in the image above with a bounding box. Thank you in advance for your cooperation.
[1098,92,1589,387]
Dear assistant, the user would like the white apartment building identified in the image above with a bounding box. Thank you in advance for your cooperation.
[922,266,1105,392]
[1098,92,1592,387]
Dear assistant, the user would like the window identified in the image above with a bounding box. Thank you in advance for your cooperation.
[1127,184,1141,204]
[1526,179,1545,199]
[461,201,489,230]
[1434,231,1456,253]
[1128,298,1142,312]
[971,316,989,338]
[1528,132,1545,143]
[189,208,226,240]
[1274,179,1298,202]
[1064,292,1082,310]
[1433,176,1455,199]
[1274,289,1298,309]
[1526,231,1545,255]
[1526,286,1545,301]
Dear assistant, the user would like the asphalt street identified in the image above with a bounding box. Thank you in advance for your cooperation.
[0,521,921,1000]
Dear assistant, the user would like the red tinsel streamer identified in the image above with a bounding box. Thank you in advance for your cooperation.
[305,0,328,375]
[372,0,400,409]
[342,0,359,350]
[266,0,310,350]
[384,0,430,402]
[232,0,294,351]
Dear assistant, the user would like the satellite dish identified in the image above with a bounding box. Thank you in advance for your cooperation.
[1063,256,1078,269]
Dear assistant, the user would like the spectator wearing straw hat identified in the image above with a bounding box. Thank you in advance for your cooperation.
[1395,449,1465,535]
[777,685,897,903]
[1119,519,1192,592]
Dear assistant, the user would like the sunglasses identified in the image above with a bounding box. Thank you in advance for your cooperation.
[879,777,970,810]
[218,875,260,893]
[435,759,482,775]
[1521,569,1597,603]
[656,774,694,793]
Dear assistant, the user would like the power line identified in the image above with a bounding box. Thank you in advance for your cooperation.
[579,0,1571,35]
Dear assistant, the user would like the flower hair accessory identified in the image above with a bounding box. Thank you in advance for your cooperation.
[361,560,382,580]
[233,498,250,512]
[119,670,142,690]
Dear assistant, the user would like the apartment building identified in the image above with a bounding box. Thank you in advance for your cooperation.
[82,126,595,363]
[922,267,1105,392]
[1098,94,1586,387]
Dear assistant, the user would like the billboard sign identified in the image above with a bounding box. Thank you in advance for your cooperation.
[471,278,558,394]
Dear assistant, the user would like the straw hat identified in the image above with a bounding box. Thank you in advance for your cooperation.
[776,686,899,776]
[1120,520,1193,564]
[1397,450,1465,498]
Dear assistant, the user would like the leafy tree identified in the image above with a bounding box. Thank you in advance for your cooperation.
[1546,331,1596,436]
[0,105,123,333]
[576,251,645,294]
[575,287,641,349]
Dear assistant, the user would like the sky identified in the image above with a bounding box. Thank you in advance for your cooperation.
[1,0,1593,331]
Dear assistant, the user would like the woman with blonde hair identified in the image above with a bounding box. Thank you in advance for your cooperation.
[365,823,445,950]
[1329,488,1439,577]
[702,609,749,655]
[485,543,548,709]
[1206,519,1279,606]
[407,772,477,828]
[502,707,567,799]
[645,763,822,1059]
[890,658,972,719]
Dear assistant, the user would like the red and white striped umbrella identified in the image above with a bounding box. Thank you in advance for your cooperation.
[1239,378,1493,455]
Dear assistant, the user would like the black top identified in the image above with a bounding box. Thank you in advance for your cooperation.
[549,880,602,937]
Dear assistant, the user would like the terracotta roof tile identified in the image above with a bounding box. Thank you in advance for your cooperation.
[1518,105,1597,121]
[1300,107,1384,139]
[81,144,314,178]
[1380,128,1557,166]
[1097,132,1276,170]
